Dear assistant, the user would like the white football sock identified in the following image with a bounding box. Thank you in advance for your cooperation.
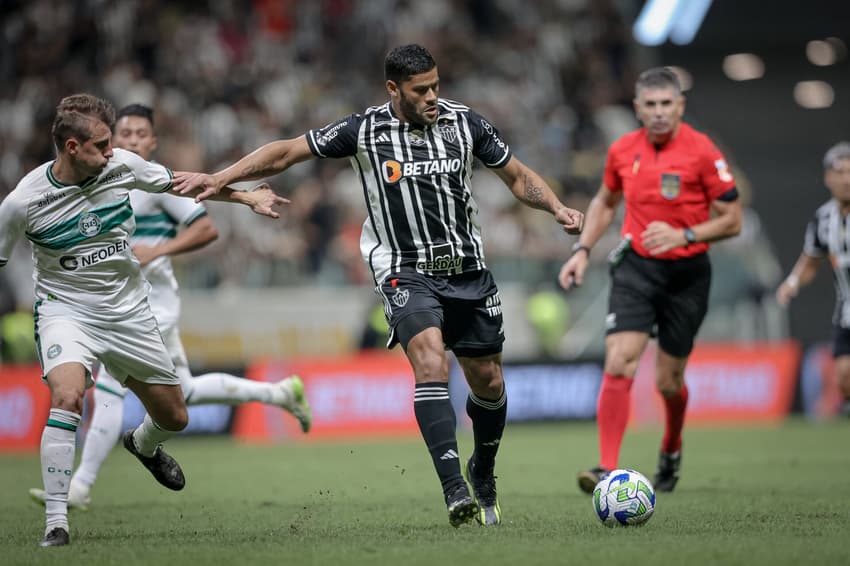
[188,372,284,405]
[73,384,125,489]
[41,408,81,535]
[132,414,178,457]
[68,478,91,506]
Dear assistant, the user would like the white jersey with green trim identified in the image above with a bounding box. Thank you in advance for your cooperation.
[0,147,175,320]
[129,189,207,328]
[130,190,206,295]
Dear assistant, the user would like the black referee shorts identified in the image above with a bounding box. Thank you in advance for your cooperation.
[379,269,505,357]
[606,250,711,358]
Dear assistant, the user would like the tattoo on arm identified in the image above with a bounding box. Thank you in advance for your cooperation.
[523,174,545,206]
[241,164,278,179]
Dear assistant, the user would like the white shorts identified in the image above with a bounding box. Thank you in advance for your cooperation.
[94,311,193,396]
[159,322,188,370]
[93,369,127,397]
[35,299,179,387]
[148,280,180,337]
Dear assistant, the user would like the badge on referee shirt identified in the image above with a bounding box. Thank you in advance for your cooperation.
[660,173,681,199]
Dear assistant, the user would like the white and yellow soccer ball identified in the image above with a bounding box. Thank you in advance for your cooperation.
[592,468,656,527]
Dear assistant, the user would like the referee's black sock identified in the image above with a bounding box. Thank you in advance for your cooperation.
[466,387,507,475]
[413,382,464,494]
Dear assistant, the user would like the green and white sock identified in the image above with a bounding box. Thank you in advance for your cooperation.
[41,408,81,534]
[132,414,178,457]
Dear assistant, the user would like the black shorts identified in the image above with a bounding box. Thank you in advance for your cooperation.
[607,250,711,358]
[832,324,850,357]
[379,269,505,357]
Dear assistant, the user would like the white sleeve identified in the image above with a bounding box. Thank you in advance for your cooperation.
[158,192,208,226]
[0,192,26,268]
[118,148,174,194]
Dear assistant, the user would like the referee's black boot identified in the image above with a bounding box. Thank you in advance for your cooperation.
[654,450,681,492]
[577,466,608,495]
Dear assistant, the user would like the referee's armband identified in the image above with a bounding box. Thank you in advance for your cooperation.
[716,187,739,202]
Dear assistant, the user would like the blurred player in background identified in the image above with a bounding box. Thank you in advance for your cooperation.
[559,68,742,494]
[0,94,286,547]
[776,141,850,417]
[174,44,584,527]
[28,103,313,514]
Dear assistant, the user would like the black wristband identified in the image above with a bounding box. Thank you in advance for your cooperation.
[571,243,591,257]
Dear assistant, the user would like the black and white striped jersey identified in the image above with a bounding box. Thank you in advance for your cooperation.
[305,99,512,286]
[805,199,850,327]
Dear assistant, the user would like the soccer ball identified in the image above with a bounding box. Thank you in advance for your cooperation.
[592,468,656,527]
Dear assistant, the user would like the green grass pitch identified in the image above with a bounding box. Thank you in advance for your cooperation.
[2,419,848,565]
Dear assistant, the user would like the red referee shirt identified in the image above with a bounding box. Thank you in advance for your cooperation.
[603,122,736,260]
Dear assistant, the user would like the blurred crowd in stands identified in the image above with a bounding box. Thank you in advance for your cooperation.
[0,0,638,288]
[0,0,784,360]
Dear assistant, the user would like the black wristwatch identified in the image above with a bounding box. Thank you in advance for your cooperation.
[683,227,697,246]
[571,242,591,257]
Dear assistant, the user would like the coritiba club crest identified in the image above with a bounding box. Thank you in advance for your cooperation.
[78,212,102,237]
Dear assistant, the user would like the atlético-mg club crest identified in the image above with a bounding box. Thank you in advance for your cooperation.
[438,120,457,143]
[392,288,410,308]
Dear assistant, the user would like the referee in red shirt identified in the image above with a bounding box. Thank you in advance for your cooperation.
[559,67,742,493]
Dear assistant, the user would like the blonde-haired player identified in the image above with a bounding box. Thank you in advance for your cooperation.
[28,103,312,517]
[0,93,287,547]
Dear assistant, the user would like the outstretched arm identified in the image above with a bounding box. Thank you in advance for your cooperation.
[172,136,315,202]
[776,252,822,306]
[492,156,584,234]
[175,182,290,218]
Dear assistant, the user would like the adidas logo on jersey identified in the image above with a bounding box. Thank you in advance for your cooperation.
[375,133,392,144]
